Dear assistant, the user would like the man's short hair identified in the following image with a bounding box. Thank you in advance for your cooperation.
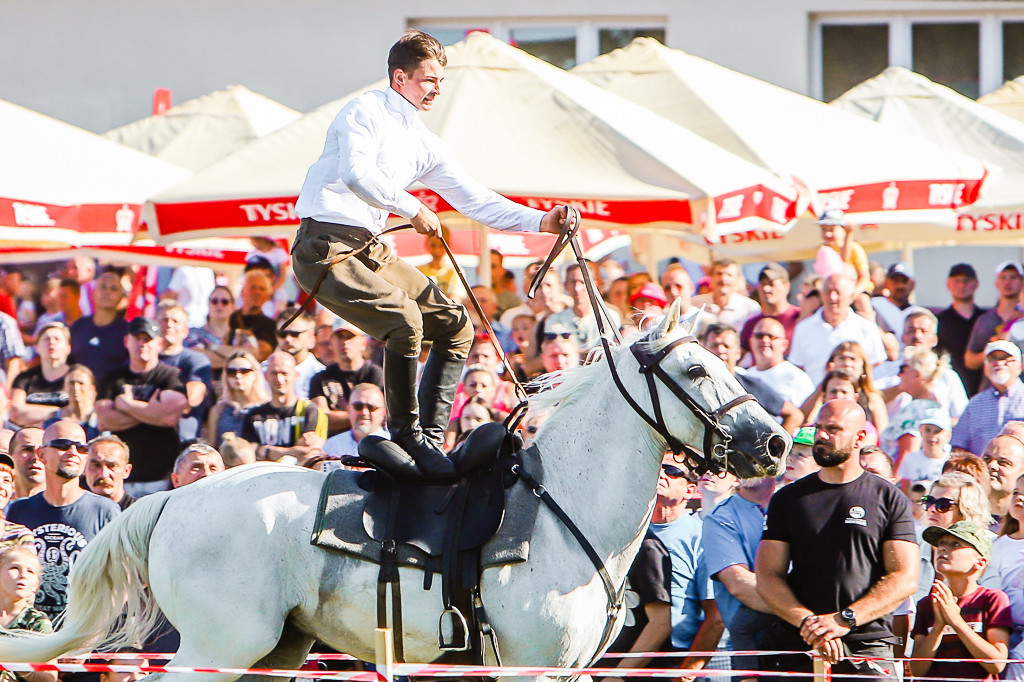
[703,322,739,344]
[860,445,894,478]
[173,442,223,474]
[87,434,130,463]
[275,306,315,328]
[710,257,738,273]
[388,30,447,80]
[10,427,42,453]
[59,278,81,295]
[156,299,187,319]
[903,307,938,333]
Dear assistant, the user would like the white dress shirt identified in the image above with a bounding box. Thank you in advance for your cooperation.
[297,87,542,235]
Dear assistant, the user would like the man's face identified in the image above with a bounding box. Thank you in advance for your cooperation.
[85,443,131,499]
[276,323,314,357]
[813,403,864,468]
[330,330,366,366]
[241,274,271,308]
[40,424,88,480]
[57,285,77,313]
[541,340,578,372]
[348,388,386,437]
[823,276,853,317]
[173,452,224,488]
[984,351,1021,390]
[93,273,124,312]
[711,264,737,295]
[536,272,563,310]
[467,342,499,372]
[564,269,587,307]
[660,270,692,305]
[490,252,503,280]
[758,276,789,307]
[314,326,336,365]
[997,267,1024,299]
[703,331,741,371]
[35,327,70,365]
[657,454,696,508]
[902,315,937,349]
[984,436,1024,495]
[471,287,498,322]
[265,354,296,397]
[860,452,894,482]
[67,256,95,283]
[751,319,787,366]
[393,58,443,112]
[947,274,978,303]
[126,332,162,365]
[886,274,914,303]
[157,308,189,348]
[11,428,44,487]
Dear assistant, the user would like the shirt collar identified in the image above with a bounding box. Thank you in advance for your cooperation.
[994,378,1024,397]
[385,86,419,125]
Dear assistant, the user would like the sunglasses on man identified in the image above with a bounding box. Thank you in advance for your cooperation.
[661,463,688,479]
[44,439,89,453]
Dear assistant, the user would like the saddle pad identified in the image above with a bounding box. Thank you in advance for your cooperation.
[311,446,543,570]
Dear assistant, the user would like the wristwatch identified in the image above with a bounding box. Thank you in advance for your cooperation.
[838,608,857,629]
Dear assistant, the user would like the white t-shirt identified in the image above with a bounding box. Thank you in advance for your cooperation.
[295,354,326,399]
[894,448,949,487]
[742,361,815,405]
[788,309,887,386]
[167,266,217,328]
[690,292,761,330]
[323,428,390,457]
[989,535,1024,625]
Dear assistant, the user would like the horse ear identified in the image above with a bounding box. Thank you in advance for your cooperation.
[651,299,682,341]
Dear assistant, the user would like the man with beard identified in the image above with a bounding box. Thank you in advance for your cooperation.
[755,399,918,681]
[7,420,119,619]
[952,340,1024,456]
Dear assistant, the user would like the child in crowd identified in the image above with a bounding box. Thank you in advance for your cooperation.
[814,209,871,295]
[0,547,56,682]
[912,521,1011,681]
[780,426,819,487]
[896,409,952,489]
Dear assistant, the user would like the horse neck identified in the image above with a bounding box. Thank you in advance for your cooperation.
[532,366,664,560]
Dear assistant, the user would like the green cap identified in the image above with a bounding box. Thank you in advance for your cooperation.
[922,521,992,560]
[793,426,816,446]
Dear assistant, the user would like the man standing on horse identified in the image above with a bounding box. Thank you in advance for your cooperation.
[293,30,565,478]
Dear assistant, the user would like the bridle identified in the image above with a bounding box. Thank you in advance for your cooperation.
[528,206,756,480]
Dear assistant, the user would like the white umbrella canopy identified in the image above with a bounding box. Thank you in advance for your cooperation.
[103,85,302,172]
[832,67,1024,240]
[573,39,990,227]
[0,98,190,247]
[978,77,1024,125]
[145,32,807,244]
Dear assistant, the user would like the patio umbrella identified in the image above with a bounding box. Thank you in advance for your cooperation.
[978,77,1024,124]
[103,85,302,172]
[0,98,189,248]
[145,32,807,245]
[573,38,989,228]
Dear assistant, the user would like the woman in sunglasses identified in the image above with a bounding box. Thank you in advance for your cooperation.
[205,351,268,446]
[186,285,236,374]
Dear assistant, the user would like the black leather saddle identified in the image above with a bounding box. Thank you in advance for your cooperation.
[350,422,523,662]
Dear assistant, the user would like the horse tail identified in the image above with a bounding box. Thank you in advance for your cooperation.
[0,490,172,661]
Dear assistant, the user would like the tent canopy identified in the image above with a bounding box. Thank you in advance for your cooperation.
[572,38,989,226]
[978,77,1024,124]
[146,32,806,244]
[0,98,189,247]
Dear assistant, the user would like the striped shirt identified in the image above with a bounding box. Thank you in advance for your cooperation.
[951,379,1024,454]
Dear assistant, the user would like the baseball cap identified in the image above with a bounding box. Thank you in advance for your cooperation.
[816,208,847,227]
[996,260,1024,277]
[793,426,815,446]
[331,317,362,336]
[984,340,1022,363]
[0,452,13,468]
[922,520,992,560]
[629,282,668,307]
[919,408,952,432]
[948,263,977,280]
[127,316,160,340]
[758,263,789,284]
[886,262,914,280]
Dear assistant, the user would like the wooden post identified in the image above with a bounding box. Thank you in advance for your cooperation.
[812,653,829,682]
[375,627,394,682]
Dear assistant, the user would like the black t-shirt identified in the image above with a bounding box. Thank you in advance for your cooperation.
[99,364,187,483]
[309,362,385,410]
[936,305,987,396]
[227,311,278,353]
[12,367,68,408]
[239,399,322,448]
[763,471,916,641]
[69,313,129,381]
[605,530,672,656]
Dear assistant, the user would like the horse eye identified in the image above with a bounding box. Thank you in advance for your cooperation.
[687,364,707,379]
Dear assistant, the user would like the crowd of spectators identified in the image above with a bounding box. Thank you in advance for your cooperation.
[2,227,1024,681]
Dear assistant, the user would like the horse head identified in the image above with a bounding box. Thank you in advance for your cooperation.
[633,301,789,479]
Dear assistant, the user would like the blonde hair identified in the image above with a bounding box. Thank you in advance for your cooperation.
[903,345,948,385]
[221,351,268,405]
[931,472,990,528]
[0,545,42,592]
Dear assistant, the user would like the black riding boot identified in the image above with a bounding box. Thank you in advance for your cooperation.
[384,350,456,479]
[417,350,466,452]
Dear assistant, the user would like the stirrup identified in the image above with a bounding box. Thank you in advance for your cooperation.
[438,605,470,651]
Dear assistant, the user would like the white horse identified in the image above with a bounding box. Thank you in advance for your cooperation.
[0,304,789,681]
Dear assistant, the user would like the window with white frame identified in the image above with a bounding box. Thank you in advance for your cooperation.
[410,19,666,69]
[815,12,1024,101]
